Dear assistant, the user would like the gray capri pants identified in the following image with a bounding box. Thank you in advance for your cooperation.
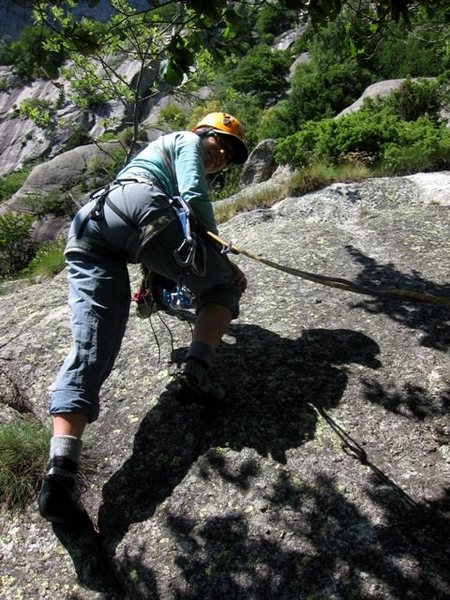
[50,181,241,422]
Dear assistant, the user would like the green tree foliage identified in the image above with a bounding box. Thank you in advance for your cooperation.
[0,212,35,276]
[0,169,32,203]
[382,117,450,173]
[256,100,297,141]
[252,10,376,141]
[321,1,450,63]
[353,2,450,78]
[289,59,373,127]
[18,98,54,129]
[18,1,445,147]
[255,0,448,145]
[225,45,291,107]
[1,24,65,80]
[24,189,75,218]
[157,104,189,132]
[29,0,266,158]
[6,0,445,161]
[254,5,301,43]
[378,79,445,122]
[368,23,449,78]
[25,0,447,25]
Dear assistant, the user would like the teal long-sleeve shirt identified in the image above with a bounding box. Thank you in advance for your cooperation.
[117,131,218,234]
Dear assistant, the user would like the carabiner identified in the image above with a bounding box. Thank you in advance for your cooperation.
[174,238,197,268]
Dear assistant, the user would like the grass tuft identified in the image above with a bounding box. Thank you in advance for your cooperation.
[0,419,50,511]
[22,237,66,281]
[214,163,371,224]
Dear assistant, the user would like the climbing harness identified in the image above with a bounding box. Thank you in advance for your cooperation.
[76,177,205,317]
[206,231,450,309]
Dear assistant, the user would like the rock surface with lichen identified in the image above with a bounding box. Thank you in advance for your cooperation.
[0,172,449,599]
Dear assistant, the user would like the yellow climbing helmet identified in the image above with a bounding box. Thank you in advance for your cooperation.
[192,112,249,164]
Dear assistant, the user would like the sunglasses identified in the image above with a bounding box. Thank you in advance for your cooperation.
[213,133,234,164]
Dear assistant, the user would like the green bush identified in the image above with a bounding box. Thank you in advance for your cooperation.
[226,44,290,107]
[300,6,449,80]
[0,212,35,276]
[0,38,13,65]
[381,117,450,174]
[383,79,444,123]
[158,104,188,131]
[22,237,66,280]
[368,19,449,78]
[314,111,400,164]
[19,98,54,129]
[275,119,333,168]
[0,419,50,511]
[254,5,300,44]
[24,189,75,218]
[62,65,111,111]
[0,168,31,203]
[288,59,373,127]
[63,128,93,152]
[257,100,297,141]
[275,108,450,176]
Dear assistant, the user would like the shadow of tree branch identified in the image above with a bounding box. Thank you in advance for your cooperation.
[345,245,450,352]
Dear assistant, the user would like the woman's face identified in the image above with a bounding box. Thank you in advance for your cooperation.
[202,134,233,174]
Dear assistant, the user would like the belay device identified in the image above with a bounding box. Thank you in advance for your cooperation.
[132,269,194,318]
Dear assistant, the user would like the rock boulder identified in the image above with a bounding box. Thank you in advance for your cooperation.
[0,172,449,599]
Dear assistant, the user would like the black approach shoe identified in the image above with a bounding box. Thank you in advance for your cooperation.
[38,475,90,526]
[174,373,228,406]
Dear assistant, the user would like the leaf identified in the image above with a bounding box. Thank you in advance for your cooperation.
[159,59,184,87]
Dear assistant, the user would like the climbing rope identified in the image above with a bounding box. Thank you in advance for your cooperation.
[206,231,450,309]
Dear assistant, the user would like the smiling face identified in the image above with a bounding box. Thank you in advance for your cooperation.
[202,133,233,174]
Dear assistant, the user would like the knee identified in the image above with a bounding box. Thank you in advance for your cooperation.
[195,284,241,319]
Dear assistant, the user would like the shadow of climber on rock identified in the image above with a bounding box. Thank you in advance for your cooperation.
[98,324,381,554]
[212,324,381,463]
